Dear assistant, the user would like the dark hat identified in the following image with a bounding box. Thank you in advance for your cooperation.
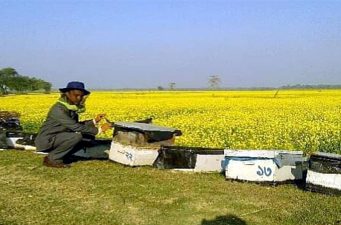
[59,81,90,95]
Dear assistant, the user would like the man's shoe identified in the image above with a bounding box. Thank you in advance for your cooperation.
[43,156,70,168]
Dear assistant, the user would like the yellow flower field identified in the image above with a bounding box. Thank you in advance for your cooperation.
[0,90,340,154]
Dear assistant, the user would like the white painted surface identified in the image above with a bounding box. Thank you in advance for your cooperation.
[108,142,159,166]
[224,150,303,158]
[194,154,225,172]
[6,137,36,150]
[18,145,36,151]
[275,164,303,181]
[225,159,276,182]
[306,170,341,191]
[34,151,48,155]
[224,149,305,182]
[224,150,276,158]
[6,137,20,148]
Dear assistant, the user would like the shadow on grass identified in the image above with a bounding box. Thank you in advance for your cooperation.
[201,214,246,225]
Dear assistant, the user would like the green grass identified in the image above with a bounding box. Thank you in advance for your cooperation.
[0,150,340,225]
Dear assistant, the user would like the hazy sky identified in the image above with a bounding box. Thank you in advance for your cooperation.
[1,0,341,89]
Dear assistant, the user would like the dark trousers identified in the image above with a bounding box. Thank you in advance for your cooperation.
[47,132,111,163]
[47,132,83,162]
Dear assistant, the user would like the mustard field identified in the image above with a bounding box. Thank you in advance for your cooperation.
[0,90,340,154]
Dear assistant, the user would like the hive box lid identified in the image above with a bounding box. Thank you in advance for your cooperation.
[224,150,304,167]
[224,150,276,158]
[114,122,181,134]
[309,152,341,174]
[224,150,303,158]
[114,122,181,139]
[311,152,341,160]
[113,122,182,146]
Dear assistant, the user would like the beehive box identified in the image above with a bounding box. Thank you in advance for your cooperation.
[108,122,181,166]
[153,146,225,172]
[0,111,33,150]
[306,152,341,195]
[224,150,307,184]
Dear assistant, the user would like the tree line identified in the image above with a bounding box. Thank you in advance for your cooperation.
[280,84,341,89]
[0,67,51,95]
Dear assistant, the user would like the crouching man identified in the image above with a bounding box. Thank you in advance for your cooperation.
[35,81,112,168]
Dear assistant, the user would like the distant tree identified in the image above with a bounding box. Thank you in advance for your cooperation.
[280,84,341,89]
[8,76,31,93]
[0,67,18,95]
[169,82,176,90]
[42,81,52,93]
[1,68,18,77]
[208,75,221,89]
[0,67,51,95]
[157,86,164,91]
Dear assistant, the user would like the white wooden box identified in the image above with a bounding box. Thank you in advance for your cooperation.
[224,150,306,183]
[108,142,159,166]
[306,152,341,195]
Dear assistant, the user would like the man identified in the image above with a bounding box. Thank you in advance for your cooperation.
[35,81,112,168]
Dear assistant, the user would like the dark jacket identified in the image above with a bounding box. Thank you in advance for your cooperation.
[35,102,98,151]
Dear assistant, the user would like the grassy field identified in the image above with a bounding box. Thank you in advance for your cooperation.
[0,150,340,225]
[0,150,341,225]
[0,90,340,224]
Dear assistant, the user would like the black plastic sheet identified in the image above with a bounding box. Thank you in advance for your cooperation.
[0,118,22,131]
[72,139,112,160]
[15,133,37,146]
[309,152,341,174]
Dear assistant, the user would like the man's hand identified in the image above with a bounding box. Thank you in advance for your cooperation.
[79,95,88,106]
[100,122,112,133]
[95,113,106,123]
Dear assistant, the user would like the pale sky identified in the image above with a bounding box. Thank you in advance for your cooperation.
[1,0,340,89]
